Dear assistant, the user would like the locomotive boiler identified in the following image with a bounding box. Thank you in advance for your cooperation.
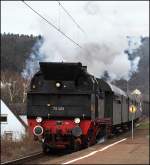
[27,62,141,153]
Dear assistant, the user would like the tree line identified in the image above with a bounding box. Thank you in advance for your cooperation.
[1,33,149,104]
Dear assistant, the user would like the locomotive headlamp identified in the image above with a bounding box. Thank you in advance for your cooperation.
[36,117,42,123]
[32,85,36,89]
[74,118,80,124]
[33,125,43,136]
[56,82,61,88]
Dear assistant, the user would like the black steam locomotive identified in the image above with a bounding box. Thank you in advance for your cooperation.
[27,62,142,152]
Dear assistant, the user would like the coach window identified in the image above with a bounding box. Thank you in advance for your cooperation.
[117,99,121,104]
[114,95,121,104]
[0,115,7,123]
[99,90,104,99]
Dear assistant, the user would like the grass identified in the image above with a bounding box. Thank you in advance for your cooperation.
[1,133,41,163]
[137,118,149,129]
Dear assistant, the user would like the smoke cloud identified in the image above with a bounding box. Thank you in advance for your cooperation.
[22,38,44,79]
[22,1,147,80]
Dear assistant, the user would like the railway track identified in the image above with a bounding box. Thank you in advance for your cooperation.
[1,149,71,164]
[1,152,44,165]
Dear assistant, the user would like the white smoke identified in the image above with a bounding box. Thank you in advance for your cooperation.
[22,1,147,80]
[21,38,44,79]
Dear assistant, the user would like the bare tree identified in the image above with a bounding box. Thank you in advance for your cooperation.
[1,70,31,104]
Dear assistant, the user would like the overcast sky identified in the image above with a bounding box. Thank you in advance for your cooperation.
[2,1,149,80]
[1,1,149,37]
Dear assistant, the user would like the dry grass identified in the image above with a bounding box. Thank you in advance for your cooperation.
[1,133,41,163]
[138,118,149,129]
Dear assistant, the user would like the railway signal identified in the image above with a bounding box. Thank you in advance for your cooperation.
[129,105,137,113]
[129,105,137,140]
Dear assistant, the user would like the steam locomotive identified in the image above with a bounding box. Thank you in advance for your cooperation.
[27,62,142,153]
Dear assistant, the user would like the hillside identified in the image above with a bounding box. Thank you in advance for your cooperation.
[1,33,40,73]
[1,33,149,100]
[113,37,149,99]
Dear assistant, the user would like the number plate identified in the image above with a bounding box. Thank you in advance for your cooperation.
[51,106,64,111]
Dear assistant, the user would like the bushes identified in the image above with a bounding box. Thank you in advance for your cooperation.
[1,133,41,163]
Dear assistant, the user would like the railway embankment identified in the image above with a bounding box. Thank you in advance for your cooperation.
[1,134,41,163]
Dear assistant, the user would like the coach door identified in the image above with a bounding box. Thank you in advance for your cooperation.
[122,96,128,123]
[97,92,104,118]
[94,92,104,119]
[113,95,122,125]
[104,92,113,118]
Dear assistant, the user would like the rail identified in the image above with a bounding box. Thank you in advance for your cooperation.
[1,152,43,165]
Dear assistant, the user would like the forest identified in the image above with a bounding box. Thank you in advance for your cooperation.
[1,33,149,104]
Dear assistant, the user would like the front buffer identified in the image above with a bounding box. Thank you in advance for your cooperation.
[28,118,93,152]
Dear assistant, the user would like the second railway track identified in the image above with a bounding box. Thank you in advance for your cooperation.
[1,149,72,165]
[1,152,44,165]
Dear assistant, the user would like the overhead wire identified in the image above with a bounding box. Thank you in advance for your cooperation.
[58,1,60,30]
[57,1,86,35]
[22,1,83,49]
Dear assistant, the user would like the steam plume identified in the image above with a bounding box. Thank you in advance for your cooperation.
[22,1,147,80]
